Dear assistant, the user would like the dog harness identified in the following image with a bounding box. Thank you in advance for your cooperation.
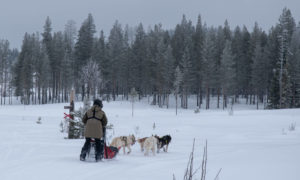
[121,136,128,146]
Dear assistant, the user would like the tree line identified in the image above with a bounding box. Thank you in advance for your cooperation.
[0,8,299,109]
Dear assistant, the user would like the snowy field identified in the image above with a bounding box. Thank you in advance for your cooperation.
[0,101,299,180]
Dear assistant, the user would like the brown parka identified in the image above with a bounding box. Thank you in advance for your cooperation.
[82,105,107,139]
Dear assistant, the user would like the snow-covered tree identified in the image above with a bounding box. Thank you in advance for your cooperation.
[268,8,295,109]
[130,87,138,117]
[81,60,101,100]
[67,97,91,139]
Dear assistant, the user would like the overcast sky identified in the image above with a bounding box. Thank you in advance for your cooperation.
[0,0,299,49]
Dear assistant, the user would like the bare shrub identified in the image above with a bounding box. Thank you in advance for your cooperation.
[176,139,221,180]
[288,122,296,131]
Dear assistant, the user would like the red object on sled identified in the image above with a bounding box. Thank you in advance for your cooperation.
[104,144,119,159]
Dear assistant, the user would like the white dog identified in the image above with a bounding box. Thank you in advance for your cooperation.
[143,136,158,156]
[110,135,136,154]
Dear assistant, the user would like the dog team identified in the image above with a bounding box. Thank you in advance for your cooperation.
[110,134,172,156]
[80,99,171,161]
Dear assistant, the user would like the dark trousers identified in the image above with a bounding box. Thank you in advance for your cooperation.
[81,138,104,159]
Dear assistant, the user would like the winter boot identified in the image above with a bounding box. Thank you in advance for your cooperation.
[95,139,104,162]
[80,138,91,161]
[80,153,86,161]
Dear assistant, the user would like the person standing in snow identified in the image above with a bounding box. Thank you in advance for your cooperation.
[80,99,107,161]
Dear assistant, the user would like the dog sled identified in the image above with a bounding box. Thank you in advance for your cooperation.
[84,128,118,162]
[104,144,119,159]
[85,138,119,161]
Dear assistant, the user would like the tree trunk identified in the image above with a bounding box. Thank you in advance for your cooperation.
[256,94,259,110]
[166,94,169,109]
[152,93,157,105]
[206,86,210,109]
[49,87,52,102]
[175,92,178,115]
[81,84,85,101]
[0,80,2,105]
[217,88,220,108]
[4,70,7,105]
[200,87,203,107]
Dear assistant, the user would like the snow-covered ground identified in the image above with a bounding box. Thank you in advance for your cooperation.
[0,101,299,180]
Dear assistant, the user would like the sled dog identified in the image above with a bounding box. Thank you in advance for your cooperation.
[144,136,158,156]
[155,135,172,153]
[110,135,136,154]
[137,137,148,152]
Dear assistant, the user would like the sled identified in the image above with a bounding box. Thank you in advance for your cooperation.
[103,128,118,159]
[104,144,119,159]
[86,139,118,161]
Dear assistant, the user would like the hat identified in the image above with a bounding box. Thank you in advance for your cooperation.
[93,99,103,108]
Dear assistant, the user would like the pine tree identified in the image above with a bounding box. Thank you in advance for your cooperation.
[62,20,76,102]
[241,26,252,103]
[132,23,148,97]
[277,8,295,108]
[231,26,243,99]
[161,44,175,108]
[289,24,300,107]
[42,17,54,103]
[0,40,10,105]
[74,13,96,99]
[147,24,164,105]
[220,40,235,109]
[107,20,124,100]
[192,15,205,107]
[7,48,18,104]
[93,30,110,98]
[268,8,296,109]
[213,26,226,108]
[180,46,193,109]
[42,17,53,58]
[202,27,216,109]
[251,42,267,109]
[52,31,65,102]
[266,26,281,108]
[174,66,183,115]
[118,25,131,98]
[14,33,34,104]
[155,32,174,108]
[170,15,194,109]
[37,44,50,104]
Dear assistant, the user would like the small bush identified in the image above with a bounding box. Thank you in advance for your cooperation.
[36,116,42,124]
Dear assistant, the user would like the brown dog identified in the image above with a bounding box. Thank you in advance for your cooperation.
[137,137,148,152]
